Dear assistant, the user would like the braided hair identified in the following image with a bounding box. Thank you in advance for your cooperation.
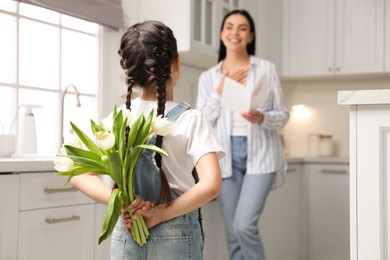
[117,21,178,204]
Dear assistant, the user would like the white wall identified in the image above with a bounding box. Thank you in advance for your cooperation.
[281,75,390,157]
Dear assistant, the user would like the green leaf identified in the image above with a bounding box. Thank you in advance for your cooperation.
[70,121,102,156]
[135,110,153,145]
[64,145,103,163]
[65,154,106,171]
[136,144,169,157]
[113,110,124,151]
[101,152,123,186]
[126,115,145,148]
[99,189,122,244]
[118,117,127,160]
[90,119,105,134]
[57,165,107,186]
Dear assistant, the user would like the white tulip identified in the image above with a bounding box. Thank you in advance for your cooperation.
[152,115,172,136]
[64,135,84,149]
[95,131,115,150]
[54,156,74,172]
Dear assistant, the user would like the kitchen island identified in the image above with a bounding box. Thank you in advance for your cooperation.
[338,89,390,260]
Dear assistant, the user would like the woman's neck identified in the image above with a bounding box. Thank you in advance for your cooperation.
[223,51,251,69]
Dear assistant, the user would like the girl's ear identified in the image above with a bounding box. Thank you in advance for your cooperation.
[173,55,180,73]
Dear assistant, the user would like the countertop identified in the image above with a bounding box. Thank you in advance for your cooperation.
[338,89,390,105]
[0,157,55,173]
[0,156,349,173]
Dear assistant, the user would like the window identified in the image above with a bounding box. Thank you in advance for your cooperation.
[0,0,100,156]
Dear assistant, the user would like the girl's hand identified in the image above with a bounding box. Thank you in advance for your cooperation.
[121,196,162,234]
[121,196,154,234]
[241,110,264,124]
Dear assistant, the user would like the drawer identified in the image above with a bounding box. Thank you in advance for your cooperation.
[18,204,95,260]
[19,172,93,211]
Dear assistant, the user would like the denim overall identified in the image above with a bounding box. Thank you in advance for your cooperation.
[110,102,204,260]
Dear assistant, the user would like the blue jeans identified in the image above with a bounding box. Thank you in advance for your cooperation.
[220,136,275,260]
[110,209,204,260]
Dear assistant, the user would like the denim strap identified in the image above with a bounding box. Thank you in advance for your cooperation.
[165,101,191,121]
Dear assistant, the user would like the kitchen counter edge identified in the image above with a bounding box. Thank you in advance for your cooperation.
[0,156,348,173]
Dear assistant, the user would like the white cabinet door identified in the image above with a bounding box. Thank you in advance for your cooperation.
[0,174,18,260]
[350,104,390,259]
[306,163,349,260]
[283,0,384,76]
[18,204,95,260]
[335,0,384,74]
[283,0,335,76]
[260,163,305,260]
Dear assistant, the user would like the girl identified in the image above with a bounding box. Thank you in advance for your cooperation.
[71,20,224,260]
[196,10,290,260]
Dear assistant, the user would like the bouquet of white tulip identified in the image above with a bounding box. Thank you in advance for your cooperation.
[54,106,171,245]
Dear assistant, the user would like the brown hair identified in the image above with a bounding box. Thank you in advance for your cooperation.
[118,20,179,204]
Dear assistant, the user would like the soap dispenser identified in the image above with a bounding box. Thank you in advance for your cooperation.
[17,104,42,155]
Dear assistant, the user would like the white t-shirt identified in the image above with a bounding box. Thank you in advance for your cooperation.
[127,98,224,194]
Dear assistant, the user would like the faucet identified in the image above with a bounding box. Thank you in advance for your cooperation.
[60,84,81,149]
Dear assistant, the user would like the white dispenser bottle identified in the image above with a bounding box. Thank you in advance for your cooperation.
[17,104,42,155]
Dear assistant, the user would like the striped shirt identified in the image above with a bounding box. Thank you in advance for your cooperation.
[196,56,290,188]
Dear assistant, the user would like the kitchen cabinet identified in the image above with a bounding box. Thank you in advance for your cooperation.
[306,163,349,260]
[17,172,95,260]
[339,89,390,260]
[282,0,384,76]
[0,174,19,260]
[261,162,305,260]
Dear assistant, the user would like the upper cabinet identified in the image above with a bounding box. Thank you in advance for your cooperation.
[123,0,252,69]
[282,0,385,77]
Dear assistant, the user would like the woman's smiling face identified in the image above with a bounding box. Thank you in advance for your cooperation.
[220,13,253,53]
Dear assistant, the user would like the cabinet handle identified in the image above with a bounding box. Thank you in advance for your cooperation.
[336,67,340,71]
[45,215,80,224]
[44,187,78,194]
[287,168,297,173]
[321,169,348,174]
[328,67,332,72]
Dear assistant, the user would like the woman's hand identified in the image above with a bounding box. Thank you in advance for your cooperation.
[121,196,160,234]
[229,67,248,85]
[216,67,248,95]
[241,110,264,124]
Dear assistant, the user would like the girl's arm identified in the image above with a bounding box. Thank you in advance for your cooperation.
[124,152,222,230]
[70,173,112,205]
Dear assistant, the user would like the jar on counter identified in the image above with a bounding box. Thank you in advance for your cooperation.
[308,133,320,157]
[319,134,334,157]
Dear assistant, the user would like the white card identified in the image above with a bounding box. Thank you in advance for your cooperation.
[221,73,268,112]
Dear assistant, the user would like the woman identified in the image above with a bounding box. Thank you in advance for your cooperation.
[71,20,224,260]
[196,10,289,260]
